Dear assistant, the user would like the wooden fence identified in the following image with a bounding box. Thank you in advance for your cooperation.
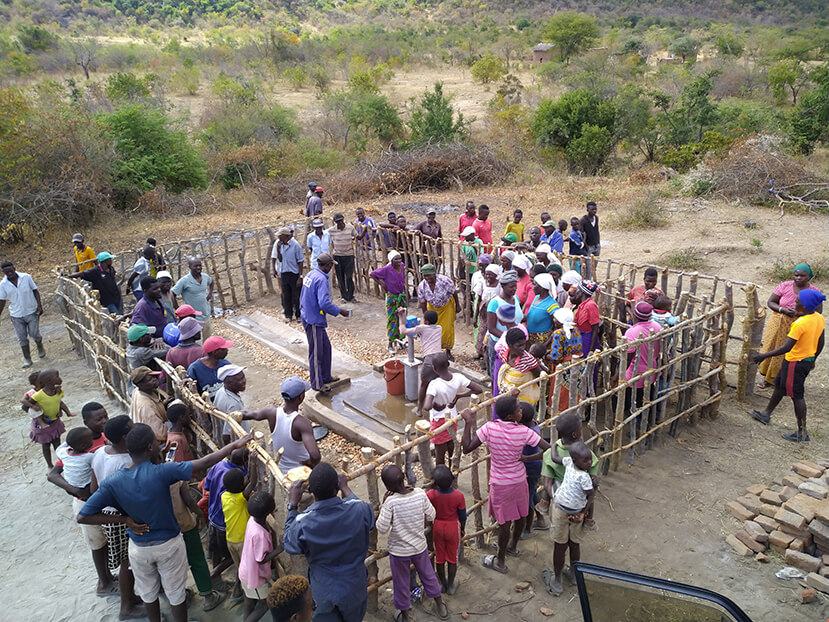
[55,248,747,611]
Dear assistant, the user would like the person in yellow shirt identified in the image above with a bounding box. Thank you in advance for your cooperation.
[751,289,825,442]
[221,460,257,604]
[504,209,524,242]
[72,233,97,271]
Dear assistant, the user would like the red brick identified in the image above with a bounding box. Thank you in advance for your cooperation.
[793,462,824,479]
[822,554,829,566]
[725,534,752,557]
[745,484,767,496]
[806,572,829,594]
[743,520,769,542]
[784,493,825,523]
[790,538,806,552]
[725,501,755,522]
[754,515,779,533]
[758,503,780,518]
[759,489,782,506]
[734,529,767,553]
[809,519,829,542]
[769,530,795,551]
[785,549,821,573]
[775,508,808,531]
[800,588,818,604]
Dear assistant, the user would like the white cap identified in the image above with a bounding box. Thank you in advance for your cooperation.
[535,243,551,255]
[156,270,172,280]
[461,226,477,237]
[217,365,247,381]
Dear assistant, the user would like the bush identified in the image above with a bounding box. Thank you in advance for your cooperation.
[544,12,601,62]
[565,124,613,174]
[470,54,505,85]
[531,88,615,149]
[608,195,668,230]
[170,67,200,95]
[407,83,470,148]
[660,248,704,271]
[668,36,699,62]
[282,66,308,90]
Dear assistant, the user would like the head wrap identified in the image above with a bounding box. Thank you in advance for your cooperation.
[478,254,492,265]
[794,263,814,279]
[534,273,555,291]
[578,279,599,297]
[501,250,515,262]
[496,303,517,323]
[502,232,518,243]
[512,254,533,273]
[499,269,519,285]
[547,263,563,275]
[535,243,552,255]
[632,301,654,322]
[799,289,826,311]
[562,270,582,286]
[485,264,502,276]
[553,307,575,339]
[387,250,401,263]
[420,263,437,275]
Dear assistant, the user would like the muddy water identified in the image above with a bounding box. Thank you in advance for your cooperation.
[320,372,419,435]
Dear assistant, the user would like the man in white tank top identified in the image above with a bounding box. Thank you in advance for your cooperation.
[240,377,321,472]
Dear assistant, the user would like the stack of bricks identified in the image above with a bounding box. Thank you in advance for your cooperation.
[725,459,829,597]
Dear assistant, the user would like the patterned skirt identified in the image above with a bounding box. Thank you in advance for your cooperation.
[102,508,130,570]
[758,311,795,384]
[385,293,407,344]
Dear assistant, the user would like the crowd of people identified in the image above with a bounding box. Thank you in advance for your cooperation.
[3,191,825,622]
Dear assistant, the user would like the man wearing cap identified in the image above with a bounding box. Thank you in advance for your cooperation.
[67,251,123,314]
[271,227,304,322]
[300,253,351,391]
[126,246,157,301]
[306,185,323,218]
[0,260,45,367]
[127,324,170,371]
[307,217,331,271]
[129,366,169,443]
[172,257,213,325]
[414,209,443,264]
[241,376,321,471]
[156,270,176,323]
[188,335,232,398]
[539,220,556,245]
[166,316,205,370]
[304,182,317,216]
[72,233,97,271]
[213,365,250,446]
[131,277,168,336]
[329,213,357,303]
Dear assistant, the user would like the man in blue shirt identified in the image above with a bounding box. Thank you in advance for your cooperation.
[305,186,323,217]
[300,254,350,390]
[78,423,253,622]
[271,227,304,322]
[284,462,374,622]
[130,276,168,336]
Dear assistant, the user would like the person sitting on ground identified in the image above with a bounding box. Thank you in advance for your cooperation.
[377,464,449,621]
[426,465,466,596]
[239,491,283,622]
[399,308,443,413]
[283,463,374,622]
[165,316,206,371]
[78,425,253,622]
[423,353,484,466]
[267,575,315,622]
[213,364,250,446]
[541,440,596,597]
[505,209,524,242]
[519,402,547,537]
[188,335,233,399]
[223,462,259,609]
[241,376,321,471]
[751,289,826,443]
[461,395,550,575]
[126,324,169,371]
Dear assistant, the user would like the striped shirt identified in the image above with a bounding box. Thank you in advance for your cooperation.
[376,488,435,556]
[477,421,541,485]
[498,349,539,373]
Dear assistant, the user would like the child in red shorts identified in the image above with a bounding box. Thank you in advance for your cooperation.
[426,465,467,595]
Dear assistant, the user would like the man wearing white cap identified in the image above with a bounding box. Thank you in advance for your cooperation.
[272,227,303,322]
[240,376,321,471]
[213,365,249,446]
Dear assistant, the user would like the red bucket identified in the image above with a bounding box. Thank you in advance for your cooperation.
[383,359,405,396]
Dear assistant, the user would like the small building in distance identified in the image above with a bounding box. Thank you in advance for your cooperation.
[532,43,554,64]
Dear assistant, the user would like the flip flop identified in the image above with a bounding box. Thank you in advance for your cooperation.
[96,584,120,598]
[481,554,509,574]
[505,548,521,558]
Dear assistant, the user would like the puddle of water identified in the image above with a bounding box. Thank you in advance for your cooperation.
[320,372,418,435]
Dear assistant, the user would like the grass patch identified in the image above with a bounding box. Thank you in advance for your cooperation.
[608,195,668,230]
[660,247,705,271]
[767,258,829,285]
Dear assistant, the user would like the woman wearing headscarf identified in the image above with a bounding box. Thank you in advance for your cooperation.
[757,263,822,389]
[570,280,601,357]
[499,250,515,272]
[473,261,500,358]
[547,263,564,300]
[486,270,523,377]
[497,327,542,408]
[512,254,534,308]
[417,263,458,358]
[371,251,408,354]
[549,307,582,412]
[559,270,582,308]
[524,273,560,347]
[490,303,527,409]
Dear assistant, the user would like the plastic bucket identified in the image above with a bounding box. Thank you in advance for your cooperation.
[383,359,405,396]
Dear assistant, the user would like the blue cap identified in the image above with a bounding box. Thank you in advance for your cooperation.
[281,376,312,399]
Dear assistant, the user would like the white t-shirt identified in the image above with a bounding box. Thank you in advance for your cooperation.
[554,456,593,512]
[0,272,39,317]
[55,444,96,488]
[426,373,471,421]
[132,257,152,292]
[91,447,133,512]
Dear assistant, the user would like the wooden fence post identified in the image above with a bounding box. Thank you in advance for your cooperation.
[737,283,764,401]
[361,447,380,614]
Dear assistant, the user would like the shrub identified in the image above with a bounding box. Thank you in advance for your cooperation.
[768,258,828,284]
[282,66,308,90]
[531,88,615,149]
[470,54,506,85]
[565,124,613,175]
[669,36,699,62]
[407,83,470,148]
[608,195,668,230]
[170,67,200,96]
[660,248,704,271]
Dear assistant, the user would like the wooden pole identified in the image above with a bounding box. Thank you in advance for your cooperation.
[737,283,764,401]
[361,447,380,613]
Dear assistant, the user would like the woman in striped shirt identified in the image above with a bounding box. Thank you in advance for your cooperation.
[461,395,551,574]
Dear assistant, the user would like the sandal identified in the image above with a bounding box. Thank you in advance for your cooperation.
[542,568,563,596]
[96,583,120,598]
[481,554,509,574]
[505,547,521,558]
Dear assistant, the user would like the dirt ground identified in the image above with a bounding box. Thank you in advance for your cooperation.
[2,184,827,621]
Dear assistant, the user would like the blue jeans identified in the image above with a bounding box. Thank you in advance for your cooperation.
[105,302,122,315]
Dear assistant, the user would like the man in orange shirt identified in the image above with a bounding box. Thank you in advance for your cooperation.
[751,289,825,442]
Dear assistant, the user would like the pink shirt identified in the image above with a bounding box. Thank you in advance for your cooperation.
[473,218,492,245]
[773,281,820,309]
[238,517,273,591]
[624,320,662,388]
[458,214,477,236]
[477,420,541,484]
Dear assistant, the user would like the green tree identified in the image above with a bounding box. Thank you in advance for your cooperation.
[714,32,744,58]
[789,66,829,154]
[100,105,207,201]
[471,54,506,85]
[105,72,151,103]
[352,94,403,146]
[565,124,613,174]
[768,58,808,105]
[544,12,601,63]
[17,25,57,53]
[407,82,470,147]
[669,36,699,62]
[530,88,615,149]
